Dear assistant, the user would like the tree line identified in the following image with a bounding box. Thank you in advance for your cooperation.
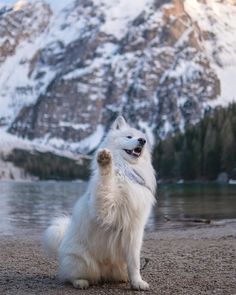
[153,103,236,181]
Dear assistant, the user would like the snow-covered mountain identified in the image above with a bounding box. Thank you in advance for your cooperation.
[0,0,236,156]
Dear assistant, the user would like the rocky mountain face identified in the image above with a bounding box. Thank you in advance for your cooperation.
[0,0,236,155]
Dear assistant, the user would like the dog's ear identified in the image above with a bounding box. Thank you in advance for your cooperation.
[111,116,127,130]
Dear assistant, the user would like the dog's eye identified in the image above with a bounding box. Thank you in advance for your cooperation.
[126,136,132,139]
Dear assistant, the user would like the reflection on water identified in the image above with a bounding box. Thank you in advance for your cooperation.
[149,183,236,231]
[0,181,236,235]
[0,181,87,236]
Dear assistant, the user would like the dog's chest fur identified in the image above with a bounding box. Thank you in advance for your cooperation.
[112,163,153,222]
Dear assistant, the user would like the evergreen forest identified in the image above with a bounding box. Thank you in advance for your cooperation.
[153,103,236,181]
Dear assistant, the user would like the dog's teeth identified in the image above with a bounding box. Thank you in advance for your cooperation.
[132,151,141,157]
[124,148,142,157]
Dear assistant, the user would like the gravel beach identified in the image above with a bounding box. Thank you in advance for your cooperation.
[1,223,236,295]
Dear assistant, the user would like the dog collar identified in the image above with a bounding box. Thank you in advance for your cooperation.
[116,163,153,194]
[128,169,153,193]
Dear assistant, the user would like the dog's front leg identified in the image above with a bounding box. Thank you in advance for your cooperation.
[126,231,149,291]
[97,148,113,178]
[94,148,117,225]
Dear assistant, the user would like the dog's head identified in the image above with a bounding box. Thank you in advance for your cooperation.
[105,116,150,164]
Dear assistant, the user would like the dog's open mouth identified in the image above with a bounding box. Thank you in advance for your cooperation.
[124,147,142,158]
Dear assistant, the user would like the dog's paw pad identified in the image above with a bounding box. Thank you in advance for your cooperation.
[72,279,89,289]
[97,149,112,166]
[131,279,149,291]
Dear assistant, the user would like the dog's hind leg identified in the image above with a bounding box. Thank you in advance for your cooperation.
[72,279,89,289]
[59,254,95,289]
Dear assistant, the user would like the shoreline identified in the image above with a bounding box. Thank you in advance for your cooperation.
[1,224,236,295]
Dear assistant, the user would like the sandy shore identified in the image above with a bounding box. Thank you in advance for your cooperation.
[1,223,236,295]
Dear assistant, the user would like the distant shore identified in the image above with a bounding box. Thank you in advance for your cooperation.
[1,223,236,295]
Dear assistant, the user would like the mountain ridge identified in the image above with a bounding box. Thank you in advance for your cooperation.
[0,0,235,157]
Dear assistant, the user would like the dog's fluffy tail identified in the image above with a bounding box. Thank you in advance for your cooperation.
[43,216,70,256]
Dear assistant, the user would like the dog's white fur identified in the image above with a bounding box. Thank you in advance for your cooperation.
[43,116,156,290]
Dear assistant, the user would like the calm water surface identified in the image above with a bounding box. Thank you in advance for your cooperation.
[0,181,236,236]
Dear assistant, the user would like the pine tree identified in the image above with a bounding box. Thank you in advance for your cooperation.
[220,116,235,174]
[203,121,221,180]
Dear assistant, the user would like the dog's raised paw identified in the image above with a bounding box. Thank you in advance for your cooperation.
[131,279,149,291]
[97,149,112,166]
[72,279,89,289]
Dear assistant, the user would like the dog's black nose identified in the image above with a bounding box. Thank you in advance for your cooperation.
[138,138,146,146]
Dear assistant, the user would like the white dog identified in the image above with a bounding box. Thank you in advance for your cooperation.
[43,116,156,290]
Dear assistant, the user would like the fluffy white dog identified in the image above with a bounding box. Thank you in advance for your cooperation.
[43,116,156,290]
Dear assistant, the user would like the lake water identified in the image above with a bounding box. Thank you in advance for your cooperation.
[0,181,236,236]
